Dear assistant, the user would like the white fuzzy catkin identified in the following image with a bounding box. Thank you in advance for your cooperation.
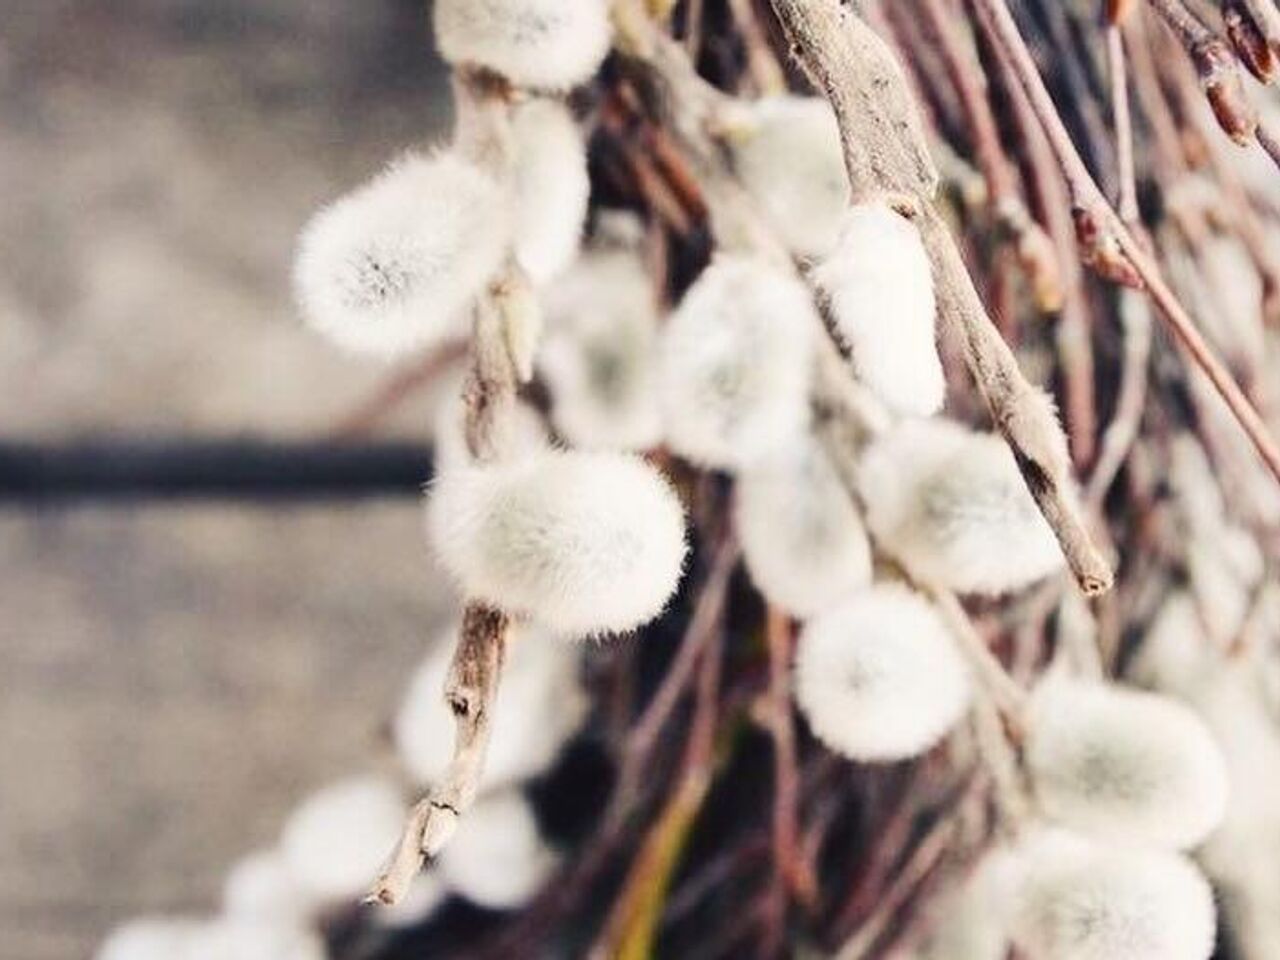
[395,624,587,788]
[1010,829,1216,960]
[1127,591,1212,698]
[812,202,944,417]
[181,919,325,960]
[735,442,872,618]
[539,249,664,450]
[433,0,612,91]
[279,775,404,903]
[437,790,557,910]
[1024,678,1229,851]
[658,255,816,469]
[859,419,1065,595]
[294,152,507,357]
[793,583,972,762]
[427,449,687,636]
[222,848,313,924]
[97,918,202,960]
[511,99,590,283]
[728,95,850,257]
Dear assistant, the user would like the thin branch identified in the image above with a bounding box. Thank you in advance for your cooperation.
[370,74,525,906]
[971,0,1280,487]
[1145,0,1259,144]
[832,805,962,960]
[769,0,1114,596]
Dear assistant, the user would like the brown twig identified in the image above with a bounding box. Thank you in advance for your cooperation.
[762,606,816,946]
[972,0,1280,487]
[591,618,724,959]
[1145,0,1259,144]
[369,75,525,907]
[770,0,1114,596]
[621,532,738,784]
[832,801,963,960]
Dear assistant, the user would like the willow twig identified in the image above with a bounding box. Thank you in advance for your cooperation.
[770,0,1114,596]
[972,0,1280,487]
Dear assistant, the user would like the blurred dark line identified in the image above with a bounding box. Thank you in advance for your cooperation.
[0,438,433,504]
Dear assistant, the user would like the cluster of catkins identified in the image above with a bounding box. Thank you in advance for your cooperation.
[99,1,1260,958]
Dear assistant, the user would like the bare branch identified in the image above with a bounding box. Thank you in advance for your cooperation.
[770,0,1114,595]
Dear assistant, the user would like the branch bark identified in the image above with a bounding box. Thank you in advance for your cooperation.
[770,0,1114,595]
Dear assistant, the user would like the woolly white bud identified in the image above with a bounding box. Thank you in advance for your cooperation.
[432,386,549,474]
[434,0,612,91]
[222,848,313,925]
[427,449,687,635]
[437,790,556,910]
[811,203,944,417]
[181,919,325,960]
[1024,678,1229,851]
[1010,829,1216,960]
[728,96,850,257]
[658,256,816,469]
[279,775,404,903]
[794,583,972,762]
[511,99,589,283]
[735,442,872,617]
[859,419,1064,595]
[395,624,588,788]
[97,918,202,960]
[294,152,507,357]
[1128,591,1212,697]
[539,250,663,450]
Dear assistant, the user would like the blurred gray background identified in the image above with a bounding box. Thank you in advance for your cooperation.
[0,3,459,955]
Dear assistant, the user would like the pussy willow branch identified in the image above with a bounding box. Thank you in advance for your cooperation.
[369,74,522,908]
[970,0,1280,488]
[769,0,1113,596]
[917,0,1065,319]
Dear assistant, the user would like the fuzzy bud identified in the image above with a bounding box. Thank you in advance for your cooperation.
[395,624,587,788]
[437,790,557,909]
[511,99,590,283]
[222,848,313,924]
[294,153,507,357]
[794,583,972,762]
[735,442,872,618]
[1127,591,1212,697]
[539,250,664,450]
[658,255,816,469]
[279,775,404,903]
[859,419,1065,595]
[812,202,944,417]
[97,919,202,960]
[1010,829,1216,960]
[180,919,325,960]
[1025,678,1229,851]
[427,449,687,635]
[434,0,612,91]
[727,96,850,257]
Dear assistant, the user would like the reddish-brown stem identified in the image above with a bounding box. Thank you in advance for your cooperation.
[973,0,1280,485]
[763,607,815,923]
